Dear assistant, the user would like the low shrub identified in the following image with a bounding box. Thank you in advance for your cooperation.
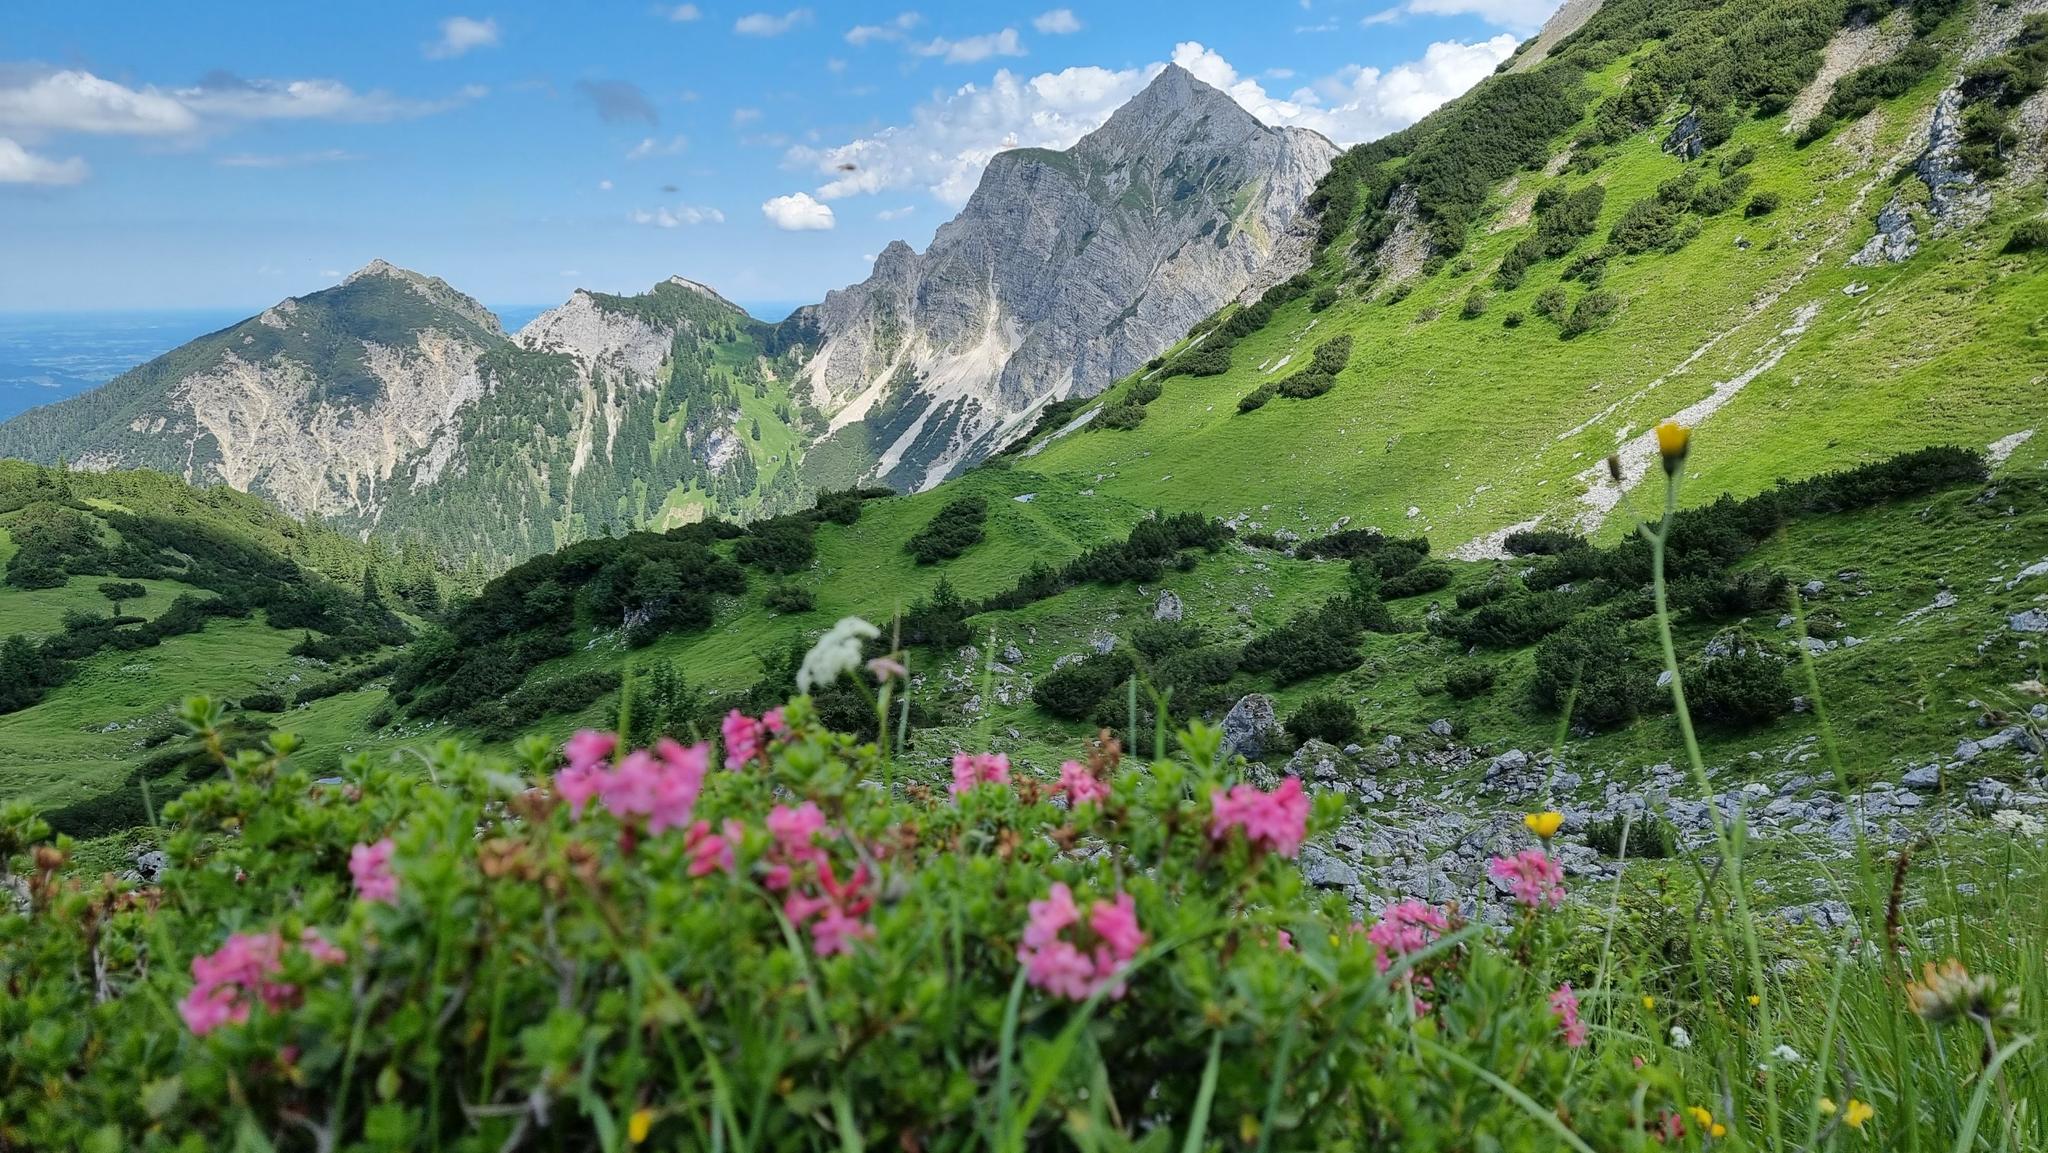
[1442,660,1497,700]
[764,584,816,613]
[1745,191,1782,217]
[1287,693,1361,747]
[1583,812,1678,859]
[2006,218,2048,253]
[1532,614,1657,731]
[906,495,989,565]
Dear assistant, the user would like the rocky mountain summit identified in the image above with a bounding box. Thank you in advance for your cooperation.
[787,63,1339,491]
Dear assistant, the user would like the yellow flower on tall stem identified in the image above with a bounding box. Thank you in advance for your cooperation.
[1524,810,1564,841]
[1655,420,1690,475]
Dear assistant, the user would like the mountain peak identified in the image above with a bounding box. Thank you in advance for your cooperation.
[333,260,505,338]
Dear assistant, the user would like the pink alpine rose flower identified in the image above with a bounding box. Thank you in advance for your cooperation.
[1017,883,1145,1001]
[1059,760,1110,805]
[950,752,1011,796]
[349,838,399,905]
[1551,982,1588,1048]
[1209,777,1311,857]
[1489,849,1567,909]
[722,709,766,769]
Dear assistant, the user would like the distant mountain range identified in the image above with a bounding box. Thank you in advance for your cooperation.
[0,65,1336,565]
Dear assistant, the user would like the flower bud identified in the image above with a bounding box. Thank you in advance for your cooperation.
[1655,420,1690,474]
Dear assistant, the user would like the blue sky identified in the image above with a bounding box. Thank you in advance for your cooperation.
[1,0,1558,315]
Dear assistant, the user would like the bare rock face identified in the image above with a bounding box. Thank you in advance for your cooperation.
[787,64,1339,491]
[0,259,505,521]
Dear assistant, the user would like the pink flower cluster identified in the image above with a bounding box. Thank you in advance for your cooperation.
[179,929,344,1036]
[1059,760,1110,805]
[763,801,874,956]
[1363,900,1449,973]
[722,708,787,769]
[950,752,1011,796]
[684,818,742,877]
[1209,777,1310,858]
[1017,883,1145,1001]
[555,732,710,836]
[1488,849,1567,909]
[1550,982,1587,1048]
[349,838,398,904]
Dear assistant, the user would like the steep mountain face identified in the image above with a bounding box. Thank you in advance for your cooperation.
[0,268,813,566]
[0,261,505,521]
[380,277,814,564]
[787,63,1339,492]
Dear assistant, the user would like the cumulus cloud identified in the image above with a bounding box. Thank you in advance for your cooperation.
[626,134,688,159]
[0,136,87,184]
[735,9,812,36]
[876,204,917,220]
[668,3,702,20]
[1033,9,1082,34]
[784,37,1514,208]
[1399,0,1560,32]
[0,69,198,135]
[576,79,658,123]
[425,16,501,60]
[1167,38,1517,142]
[761,191,834,230]
[846,12,922,45]
[632,203,725,227]
[910,28,1025,64]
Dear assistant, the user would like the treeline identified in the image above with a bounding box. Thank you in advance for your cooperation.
[1426,447,1987,729]
[389,487,893,731]
[0,501,407,716]
[901,513,1232,651]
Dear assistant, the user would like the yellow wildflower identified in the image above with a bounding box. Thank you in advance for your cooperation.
[1687,1106,1714,1129]
[1817,1097,1837,1116]
[1524,810,1564,840]
[1655,420,1690,464]
[1844,1098,1873,1131]
[629,1108,654,1145]
[1642,995,1657,1011]
[1748,994,1761,1007]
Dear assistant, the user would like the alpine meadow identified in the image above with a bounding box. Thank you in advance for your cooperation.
[6,0,2048,1149]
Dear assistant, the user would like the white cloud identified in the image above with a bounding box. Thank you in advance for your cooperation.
[761,191,834,230]
[911,28,1025,64]
[598,178,614,190]
[177,75,487,122]
[1033,9,1082,34]
[732,106,762,125]
[0,70,198,135]
[216,148,358,168]
[1402,0,1559,32]
[668,3,702,20]
[876,204,917,220]
[0,136,87,184]
[785,37,1514,208]
[1167,37,1517,142]
[626,134,688,159]
[425,16,501,60]
[632,203,725,227]
[735,8,812,36]
[846,11,922,45]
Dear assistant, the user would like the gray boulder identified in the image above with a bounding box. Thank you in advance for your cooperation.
[1221,694,1284,761]
[1154,590,1185,621]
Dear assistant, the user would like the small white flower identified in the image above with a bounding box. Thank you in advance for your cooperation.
[1770,1044,1803,1065]
[797,617,881,693]
[1670,1024,1693,1050]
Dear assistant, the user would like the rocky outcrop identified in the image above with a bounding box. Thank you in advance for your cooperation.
[785,64,1338,491]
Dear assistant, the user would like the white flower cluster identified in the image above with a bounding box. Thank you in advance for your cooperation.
[1990,809,2045,838]
[797,617,881,694]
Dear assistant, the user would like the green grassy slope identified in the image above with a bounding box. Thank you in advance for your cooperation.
[0,464,424,814]
[1009,3,2048,553]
